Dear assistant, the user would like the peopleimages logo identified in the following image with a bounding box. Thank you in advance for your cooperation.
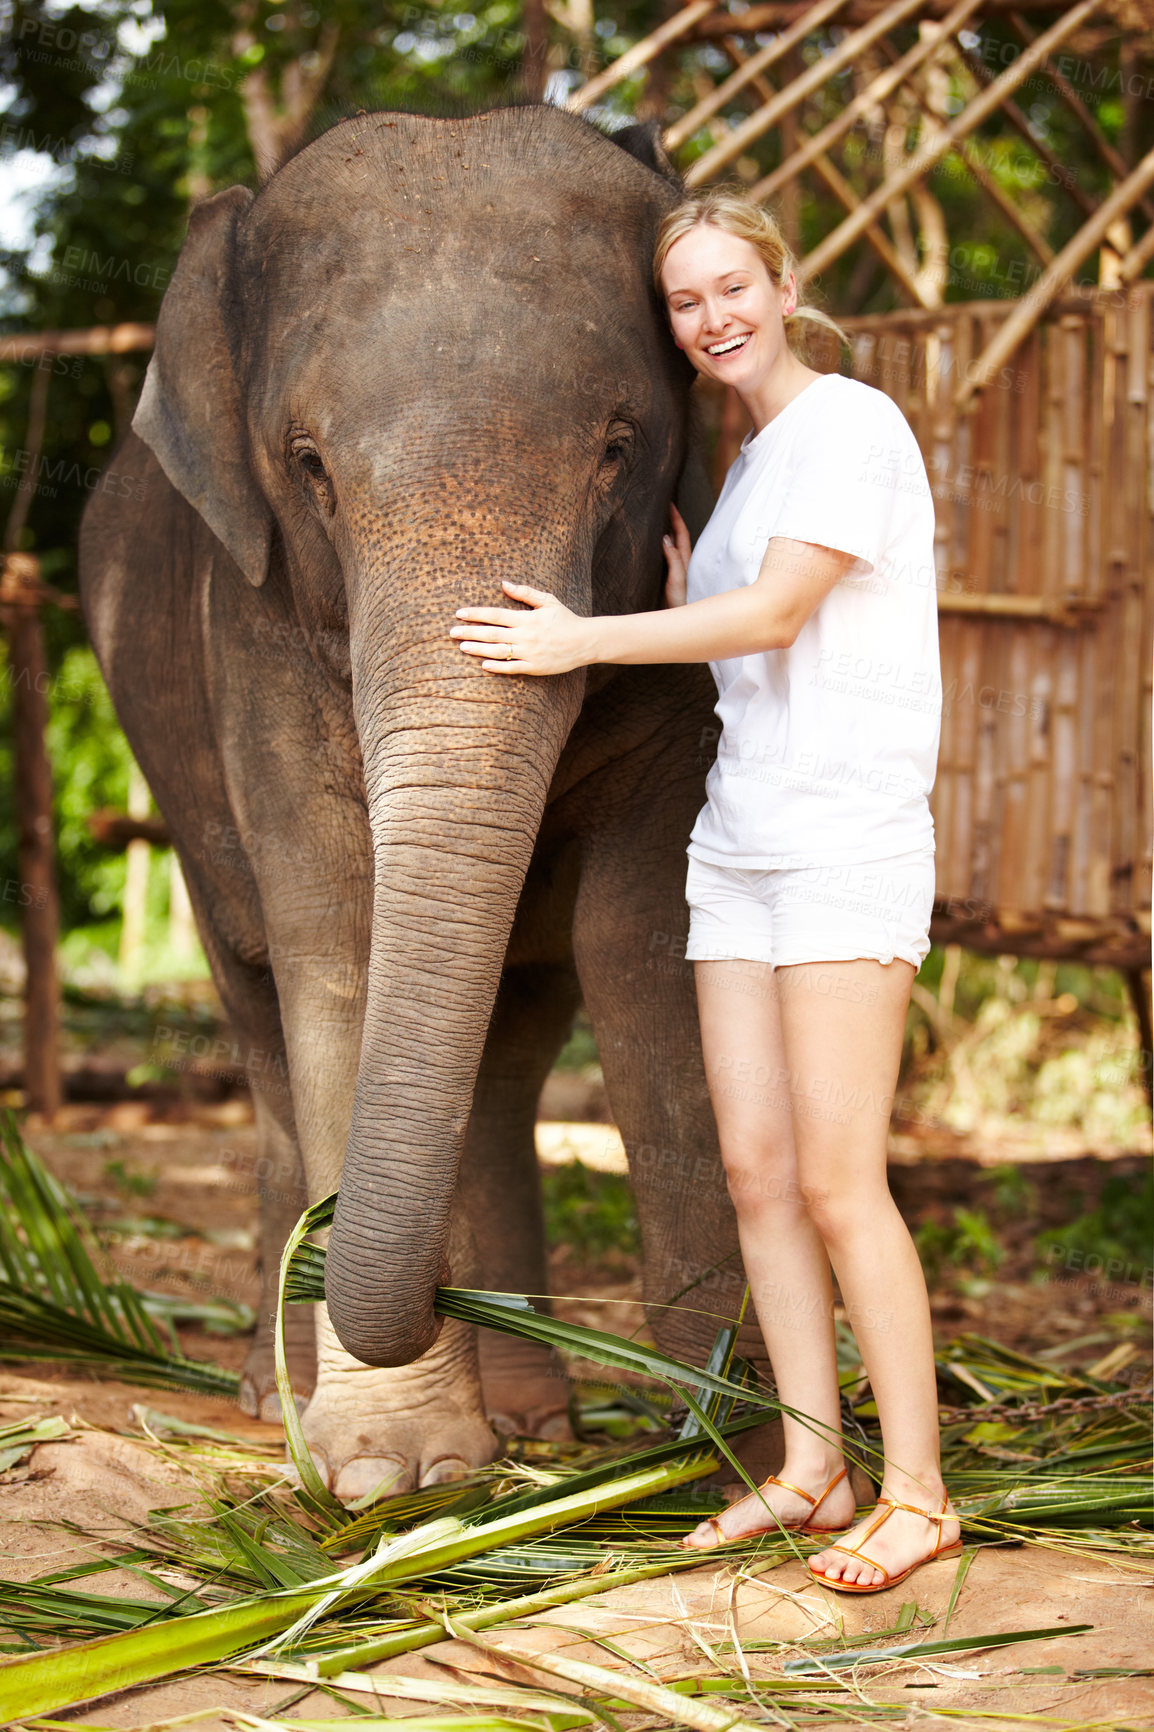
[50,246,172,293]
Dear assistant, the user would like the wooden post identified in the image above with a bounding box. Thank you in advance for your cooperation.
[0,323,154,362]
[520,0,549,100]
[1,554,62,1121]
[1125,970,1153,1112]
[168,852,199,970]
[2,360,62,1121]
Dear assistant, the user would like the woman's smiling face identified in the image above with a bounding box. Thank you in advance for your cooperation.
[661,224,794,389]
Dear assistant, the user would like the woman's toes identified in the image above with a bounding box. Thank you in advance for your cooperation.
[842,1556,876,1585]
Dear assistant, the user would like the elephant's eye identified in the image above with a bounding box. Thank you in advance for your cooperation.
[289,431,336,517]
[600,419,635,471]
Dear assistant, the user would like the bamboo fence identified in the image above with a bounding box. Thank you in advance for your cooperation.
[766,285,1152,969]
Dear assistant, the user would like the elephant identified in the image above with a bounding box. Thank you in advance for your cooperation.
[79,101,781,1501]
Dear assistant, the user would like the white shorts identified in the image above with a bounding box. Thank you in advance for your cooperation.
[684,848,935,970]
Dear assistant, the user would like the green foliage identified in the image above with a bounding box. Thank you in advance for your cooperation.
[985,1162,1037,1216]
[42,643,134,923]
[553,1011,599,1072]
[541,1158,638,1263]
[0,1107,239,1393]
[1036,1167,1154,1275]
[903,950,1148,1147]
[102,1156,158,1199]
[915,1205,1003,1285]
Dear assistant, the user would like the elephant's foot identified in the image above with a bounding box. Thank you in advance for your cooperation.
[300,1307,498,1504]
[238,1310,317,1423]
[478,1331,574,1442]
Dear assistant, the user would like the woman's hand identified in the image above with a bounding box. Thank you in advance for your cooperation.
[662,503,691,608]
[450,581,593,676]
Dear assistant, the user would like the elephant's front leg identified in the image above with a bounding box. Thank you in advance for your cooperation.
[458,959,584,1441]
[303,1207,496,1501]
[234,759,499,1499]
[263,904,501,1501]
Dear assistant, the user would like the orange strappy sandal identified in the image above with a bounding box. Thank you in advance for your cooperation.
[806,1490,962,1593]
[683,1465,850,1550]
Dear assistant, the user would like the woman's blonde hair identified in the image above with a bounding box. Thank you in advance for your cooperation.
[653,188,849,359]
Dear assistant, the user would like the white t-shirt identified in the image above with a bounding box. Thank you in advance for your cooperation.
[686,372,941,869]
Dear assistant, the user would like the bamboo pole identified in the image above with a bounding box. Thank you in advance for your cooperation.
[748,0,985,203]
[799,0,1102,287]
[1006,10,1154,230]
[0,323,154,361]
[958,45,1098,223]
[566,0,715,112]
[689,0,1083,38]
[947,136,1055,264]
[935,595,1102,625]
[1111,292,1144,924]
[831,287,1151,330]
[681,0,934,180]
[715,38,930,304]
[1119,220,1154,284]
[1125,289,1151,927]
[881,37,1054,268]
[808,148,933,304]
[956,146,1154,409]
[1125,972,1153,1109]
[664,0,848,152]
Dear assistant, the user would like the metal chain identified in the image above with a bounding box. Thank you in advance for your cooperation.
[937,1386,1149,1425]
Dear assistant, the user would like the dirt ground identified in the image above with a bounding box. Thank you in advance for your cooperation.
[0,1094,1150,1730]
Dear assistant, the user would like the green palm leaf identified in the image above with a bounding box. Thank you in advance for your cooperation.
[0,1452,721,1720]
[283,1194,784,1413]
[0,1110,238,1397]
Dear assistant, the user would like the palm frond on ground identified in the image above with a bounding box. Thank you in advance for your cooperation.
[0,1109,239,1396]
[0,1118,1149,1725]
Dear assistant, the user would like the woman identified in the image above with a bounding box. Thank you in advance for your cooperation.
[449,189,958,1595]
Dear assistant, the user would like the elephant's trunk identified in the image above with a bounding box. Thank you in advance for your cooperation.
[323,547,585,1367]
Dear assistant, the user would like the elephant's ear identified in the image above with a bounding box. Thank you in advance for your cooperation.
[133,186,271,588]
[675,400,716,542]
[607,120,681,189]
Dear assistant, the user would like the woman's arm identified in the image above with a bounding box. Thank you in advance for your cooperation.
[450,533,859,675]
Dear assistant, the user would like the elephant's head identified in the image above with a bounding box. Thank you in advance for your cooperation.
[133,105,698,1366]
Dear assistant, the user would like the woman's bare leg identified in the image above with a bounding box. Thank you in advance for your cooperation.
[774,958,958,1585]
[680,958,855,1546]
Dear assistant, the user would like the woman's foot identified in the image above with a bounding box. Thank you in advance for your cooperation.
[680,1461,855,1550]
[808,1486,960,1589]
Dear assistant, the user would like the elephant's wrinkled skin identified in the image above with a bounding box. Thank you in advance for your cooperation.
[80,104,779,1501]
